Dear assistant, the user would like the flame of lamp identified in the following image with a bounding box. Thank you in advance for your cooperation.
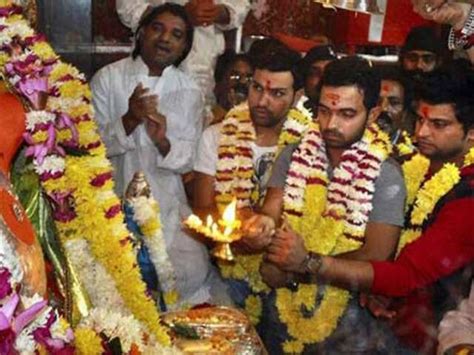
[314,0,382,14]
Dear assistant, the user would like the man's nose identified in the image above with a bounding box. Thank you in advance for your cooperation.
[416,120,430,138]
[257,92,270,106]
[159,30,171,42]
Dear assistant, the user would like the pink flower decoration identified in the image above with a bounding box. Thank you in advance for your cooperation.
[0,269,12,299]
[18,76,48,109]
[47,191,77,222]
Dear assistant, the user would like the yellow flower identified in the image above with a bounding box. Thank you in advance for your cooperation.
[397,229,421,255]
[0,53,10,67]
[32,130,49,143]
[141,218,160,236]
[244,295,262,326]
[163,291,179,305]
[74,328,103,355]
[0,0,13,7]
[57,129,73,143]
[464,147,474,166]
[49,63,81,83]
[32,42,58,61]
[59,80,91,100]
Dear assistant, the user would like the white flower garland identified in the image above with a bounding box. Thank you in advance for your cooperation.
[128,195,179,309]
[64,239,129,313]
[0,223,24,286]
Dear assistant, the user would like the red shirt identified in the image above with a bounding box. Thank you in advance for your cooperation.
[370,166,474,352]
[371,197,474,297]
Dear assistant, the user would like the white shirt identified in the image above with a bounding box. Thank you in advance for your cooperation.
[438,281,474,354]
[91,56,230,306]
[115,0,250,110]
[194,122,277,200]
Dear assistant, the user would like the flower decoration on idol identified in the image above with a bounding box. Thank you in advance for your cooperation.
[0,1,170,347]
[0,268,75,354]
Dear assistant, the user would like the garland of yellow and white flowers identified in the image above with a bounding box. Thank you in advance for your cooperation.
[397,147,474,254]
[127,194,179,308]
[279,121,392,353]
[215,97,312,324]
[0,0,170,349]
[75,308,180,354]
[0,224,75,353]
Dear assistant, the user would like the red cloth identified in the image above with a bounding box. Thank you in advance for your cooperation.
[371,197,474,297]
[370,170,474,353]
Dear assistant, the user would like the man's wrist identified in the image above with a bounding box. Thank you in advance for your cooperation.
[155,136,170,156]
[122,112,140,135]
[298,251,323,275]
[449,5,474,50]
[215,4,230,25]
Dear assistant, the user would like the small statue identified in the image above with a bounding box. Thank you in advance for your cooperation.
[125,172,152,201]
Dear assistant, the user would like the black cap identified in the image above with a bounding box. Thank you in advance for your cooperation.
[401,26,443,56]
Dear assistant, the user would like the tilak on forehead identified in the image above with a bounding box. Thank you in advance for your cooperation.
[326,92,340,105]
[420,103,431,118]
[381,83,391,93]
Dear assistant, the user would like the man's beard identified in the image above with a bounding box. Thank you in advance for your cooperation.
[250,107,284,128]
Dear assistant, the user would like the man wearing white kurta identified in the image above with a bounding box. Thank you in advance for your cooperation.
[116,0,251,119]
[91,4,230,307]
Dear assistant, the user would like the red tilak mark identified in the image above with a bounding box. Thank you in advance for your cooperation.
[264,80,272,90]
[326,93,340,105]
[381,83,390,93]
[421,106,430,118]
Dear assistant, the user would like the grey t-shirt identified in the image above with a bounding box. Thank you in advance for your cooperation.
[268,143,406,226]
[261,145,408,354]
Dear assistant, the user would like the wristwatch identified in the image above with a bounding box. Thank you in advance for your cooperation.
[300,252,323,275]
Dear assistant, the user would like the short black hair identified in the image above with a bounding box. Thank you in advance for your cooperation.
[214,50,253,84]
[375,65,413,110]
[132,3,194,66]
[320,56,380,111]
[301,44,337,77]
[250,39,303,90]
[414,60,474,133]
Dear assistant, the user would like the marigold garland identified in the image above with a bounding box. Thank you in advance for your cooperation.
[215,98,312,323]
[74,328,103,355]
[0,1,170,348]
[279,122,391,352]
[397,146,474,254]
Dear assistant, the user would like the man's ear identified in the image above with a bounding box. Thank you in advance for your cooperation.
[292,88,304,107]
[368,105,383,125]
[466,128,474,142]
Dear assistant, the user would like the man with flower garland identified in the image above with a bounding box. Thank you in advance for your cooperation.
[375,66,416,158]
[91,4,229,308]
[245,56,408,354]
[261,65,474,353]
[192,42,312,317]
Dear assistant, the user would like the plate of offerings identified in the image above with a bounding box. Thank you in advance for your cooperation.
[162,306,265,354]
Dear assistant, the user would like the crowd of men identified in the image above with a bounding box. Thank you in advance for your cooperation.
[89,1,474,354]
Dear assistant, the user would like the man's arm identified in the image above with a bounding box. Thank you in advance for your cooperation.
[192,171,218,218]
[91,66,136,157]
[215,0,251,29]
[116,0,154,32]
[312,197,474,296]
[337,222,401,261]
